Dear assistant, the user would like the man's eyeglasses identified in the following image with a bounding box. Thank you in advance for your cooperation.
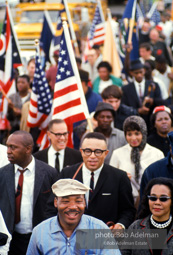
[81,148,107,157]
[147,195,171,202]
[50,131,69,138]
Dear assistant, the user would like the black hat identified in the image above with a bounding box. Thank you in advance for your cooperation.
[94,102,115,119]
[79,69,89,83]
[130,59,144,70]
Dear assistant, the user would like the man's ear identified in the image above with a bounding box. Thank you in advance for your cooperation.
[54,197,58,208]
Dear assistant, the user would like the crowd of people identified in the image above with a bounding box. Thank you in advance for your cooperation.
[1,2,173,255]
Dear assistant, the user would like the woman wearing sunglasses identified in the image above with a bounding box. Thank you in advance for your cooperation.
[122,177,173,255]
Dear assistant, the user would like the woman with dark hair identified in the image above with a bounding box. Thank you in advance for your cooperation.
[110,116,164,204]
[122,177,173,255]
[92,61,122,94]
[147,105,173,156]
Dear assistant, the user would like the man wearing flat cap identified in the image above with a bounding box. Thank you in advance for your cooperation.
[122,58,162,128]
[93,101,126,164]
[46,132,135,231]
[26,179,121,255]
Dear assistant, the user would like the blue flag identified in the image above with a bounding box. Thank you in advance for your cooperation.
[40,11,54,63]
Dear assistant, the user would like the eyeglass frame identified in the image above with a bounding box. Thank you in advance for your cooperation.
[81,148,107,157]
[49,131,69,138]
[147,195,171,202]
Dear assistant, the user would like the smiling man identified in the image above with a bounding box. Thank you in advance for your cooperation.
[93,101,126,164]
[54,132,136,230]
[34,119,82,173]
[26,179,121,255]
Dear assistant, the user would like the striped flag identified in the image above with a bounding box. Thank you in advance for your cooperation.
[27,48,52,149]
[87,0,105,49]
[0,3,22,129]
[53,21,89,147]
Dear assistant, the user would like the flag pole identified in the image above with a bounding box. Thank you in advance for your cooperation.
[62,18,93,132]
[63,0,80,57]
[6,1,24,66]
[127,0,137,44]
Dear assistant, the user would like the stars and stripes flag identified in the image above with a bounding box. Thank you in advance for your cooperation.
[53,20,90,147]
[27,47,53,150]
[87,0,105,49]
[0,3,22,129]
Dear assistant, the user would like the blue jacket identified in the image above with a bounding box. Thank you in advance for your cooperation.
[140,153,173,199]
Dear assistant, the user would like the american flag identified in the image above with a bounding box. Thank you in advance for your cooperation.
[0,3,22,128]
[53,21,89,147]
[53,33,87,124]
[27,48,52,149]
[87,1,105,49]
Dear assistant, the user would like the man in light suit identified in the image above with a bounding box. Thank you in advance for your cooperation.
[46,132,135,229]
[34,119,83,173]
[0,131,58,255]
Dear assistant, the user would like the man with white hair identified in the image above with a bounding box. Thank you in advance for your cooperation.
[26,179,121,255]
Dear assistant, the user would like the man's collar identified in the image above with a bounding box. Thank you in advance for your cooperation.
[14,156,35,174]
[49,145,65,156]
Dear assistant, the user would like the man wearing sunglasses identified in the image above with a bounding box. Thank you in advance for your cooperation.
[48,132,136,229]
[34,119,82,173]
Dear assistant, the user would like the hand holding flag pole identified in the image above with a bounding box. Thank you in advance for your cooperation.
[127,0,137,44]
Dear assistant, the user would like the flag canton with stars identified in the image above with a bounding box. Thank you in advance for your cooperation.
[89,5,102,40]
[32,52,52,114]
[56,32,74,82]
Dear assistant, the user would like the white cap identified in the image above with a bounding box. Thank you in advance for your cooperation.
[52,179,90,197]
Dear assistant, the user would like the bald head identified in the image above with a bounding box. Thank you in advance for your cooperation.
[11,131,34,148]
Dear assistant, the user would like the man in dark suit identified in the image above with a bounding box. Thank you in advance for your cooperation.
[0,131,58,255]
[46,132,135,229]
[34,119,82,173]
[122,59,162,129]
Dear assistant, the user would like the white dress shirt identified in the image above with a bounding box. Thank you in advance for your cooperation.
[14,156,35,234]
[82,164,103,207]
[0,144,9,168]
[48,145,64,172]
[0,210,11,254]
[134,78,145,99]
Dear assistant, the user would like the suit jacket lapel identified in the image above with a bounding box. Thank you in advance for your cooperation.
[33,160,45,208]
[131,83,141,108]
[5,165,15,214]
[144,81,149,97]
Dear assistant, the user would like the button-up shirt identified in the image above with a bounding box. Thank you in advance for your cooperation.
[82,164,103,207]
[26,215,121,255]
[14,157,35,234]
[48,146,65,172]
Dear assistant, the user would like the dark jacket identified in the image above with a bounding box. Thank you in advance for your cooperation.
[140,153,173,199]
[46,163,136,228]
[0,159,58,234]
[122,216,173,255]
[33,147,83,169]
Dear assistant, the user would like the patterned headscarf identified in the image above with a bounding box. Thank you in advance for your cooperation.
[123,116,147,184]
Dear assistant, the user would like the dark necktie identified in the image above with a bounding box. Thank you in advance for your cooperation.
[89,172,94,202]
[55,152,60,173]
[15,169,27,224]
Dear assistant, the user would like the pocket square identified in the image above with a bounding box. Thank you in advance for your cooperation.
[102,193,111,195]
